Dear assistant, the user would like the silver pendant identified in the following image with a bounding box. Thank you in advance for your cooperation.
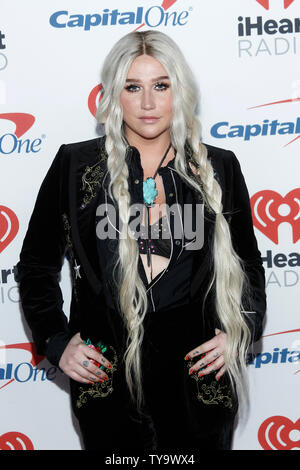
[74,259,82,279]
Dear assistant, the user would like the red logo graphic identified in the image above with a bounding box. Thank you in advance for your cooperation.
[256,0,295,9]
[0,432,34,450]
[258,416,300,450]
[0,113,35,138]
[134,0,178,31]
[251,189,300,244]
[0,343,45,390]
[88,84,103,118]
[0,206,19,254]
[248,97,300,146]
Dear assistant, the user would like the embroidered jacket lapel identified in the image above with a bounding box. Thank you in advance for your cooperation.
[68,138,106,296]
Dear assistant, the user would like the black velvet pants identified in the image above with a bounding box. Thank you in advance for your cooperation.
[73,300,237,452]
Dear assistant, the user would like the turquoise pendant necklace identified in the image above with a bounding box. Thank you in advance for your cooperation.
[142,142,172,271]
[143,142,172,207]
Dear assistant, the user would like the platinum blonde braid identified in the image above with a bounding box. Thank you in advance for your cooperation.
[106,129,148,411]
[169,77,251,409]
[98,48,149,411]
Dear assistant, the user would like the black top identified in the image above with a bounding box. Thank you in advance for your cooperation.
[137,214,171,259]
[96,145,202,313]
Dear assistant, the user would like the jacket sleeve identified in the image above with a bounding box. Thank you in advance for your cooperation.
[226,151,267,344]
[16,144,72,367]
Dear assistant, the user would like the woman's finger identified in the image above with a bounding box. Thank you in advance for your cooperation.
[188,353,224,376]
[188,348,224,375]
[80,343,113,370]
[77,356,109,382]
[68,370,94,384]
[185,339,217,360]
[197,356,225,377]
[185,330,226,361]
[215,365,226,381]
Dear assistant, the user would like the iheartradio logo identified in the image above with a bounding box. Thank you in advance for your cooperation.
[0,431,34,450]
[256,0,296,9]
[251,189,300,244]
[258,416,300,450]
[0,206,19,253]
[88,84,103,118]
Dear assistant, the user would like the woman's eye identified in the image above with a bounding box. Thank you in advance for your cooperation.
[154,82,169,91]
[125,84,140,92]
[124,82,170,92]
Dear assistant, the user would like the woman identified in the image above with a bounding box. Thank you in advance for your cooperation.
[16,31,266,452]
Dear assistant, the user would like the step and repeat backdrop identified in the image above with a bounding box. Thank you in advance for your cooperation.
[0,0,299,451]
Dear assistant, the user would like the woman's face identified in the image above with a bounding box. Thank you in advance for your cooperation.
[120,54,172,143]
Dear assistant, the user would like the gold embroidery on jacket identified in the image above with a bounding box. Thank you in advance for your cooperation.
[76,345,118,408]
[81,149,107,207]
[185,359,233,409]
[62,212,79,301]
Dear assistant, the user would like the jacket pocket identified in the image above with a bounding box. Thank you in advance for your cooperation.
[74,340,119,410]
[184,356,234,410]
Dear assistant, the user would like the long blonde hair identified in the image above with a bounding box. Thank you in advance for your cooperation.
[96,30,251,413]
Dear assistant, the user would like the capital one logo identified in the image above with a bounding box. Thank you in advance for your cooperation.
[0,113,34,138]
[134,0,178,32]
[248,97,300,147]
[258,416,300,450]
[0,342,48,390]
[0,432,34,450]
[256,0,296,9]
[0,206,19,253]
[49,0,189,32]
[249,328,300,372]
[251,189,300,243]
[0,112,43,155]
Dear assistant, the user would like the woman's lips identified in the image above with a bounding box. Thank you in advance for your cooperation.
[140,116,159,123]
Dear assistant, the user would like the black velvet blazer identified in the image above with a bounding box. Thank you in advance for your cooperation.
[16,136,266,368]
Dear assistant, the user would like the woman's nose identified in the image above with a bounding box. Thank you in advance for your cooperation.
[141,90,155,110]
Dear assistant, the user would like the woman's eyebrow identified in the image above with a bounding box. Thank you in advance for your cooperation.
[125,75,170,82]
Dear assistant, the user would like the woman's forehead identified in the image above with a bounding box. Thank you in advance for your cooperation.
[126,55,169,80]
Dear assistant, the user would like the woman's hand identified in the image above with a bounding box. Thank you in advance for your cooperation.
[58,332,113,384]
[184,329,227,381]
